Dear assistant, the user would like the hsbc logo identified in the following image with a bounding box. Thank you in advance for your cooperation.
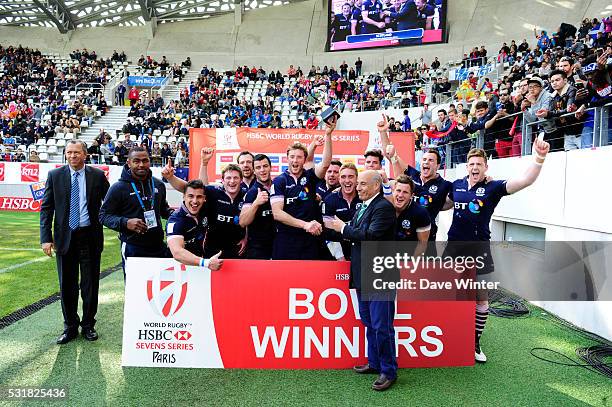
[0,163,4,182]
[146,263,189,318]
[0,197,41,212]
[21,163,39,182]
[174,330,192,341]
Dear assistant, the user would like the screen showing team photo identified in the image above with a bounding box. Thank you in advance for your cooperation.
[327,0,447,51]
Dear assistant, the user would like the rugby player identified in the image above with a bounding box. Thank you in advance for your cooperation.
[380,115,452,243]
[389,175,430,256]
[239,154,275,259]
[202,163,247,259]
[270,117,335,259]
[444,139,550,363]
[322,163,361,260]
[237,151,256,193]
[166,179,223,270]
[331,3,354,43]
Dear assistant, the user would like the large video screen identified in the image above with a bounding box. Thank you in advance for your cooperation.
[327,0,447,52]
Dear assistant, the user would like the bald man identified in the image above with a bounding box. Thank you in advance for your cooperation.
[327,170,397,391]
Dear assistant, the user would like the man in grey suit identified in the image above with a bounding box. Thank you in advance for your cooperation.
[40,140,110,344]
[328,170,398,391]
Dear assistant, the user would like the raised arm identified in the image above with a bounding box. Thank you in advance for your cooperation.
[304,135,324,170]
[506,138,550,194]
[379,114,408,176]
[314,116,335,179]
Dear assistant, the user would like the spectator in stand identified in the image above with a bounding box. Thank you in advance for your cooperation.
[116,83,126,106]
[13,148,26,162]
[419,103,432,125]
[306,113,319,129]
[355,58,363,76]
[29,150,41,163]
[434,109,451,132]
[540,69,583,150]
[161,142,172,165]
[431,57,441,70]
[523,76,557,150]
[128,86,139,106]
[401,109,412,131]
[113,141,128,165]
[535,29,551,50]
[100,137,114,164]
[468,72,478,90]
[88,140,101,164]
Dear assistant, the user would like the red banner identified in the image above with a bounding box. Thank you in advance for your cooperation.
[188,128,415,181]
[123,259,474,368]
[20,163,39,182]
[0,197,41,212]
[212,260,474,369]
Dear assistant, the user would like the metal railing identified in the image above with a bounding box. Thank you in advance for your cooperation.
[418,103,612,168]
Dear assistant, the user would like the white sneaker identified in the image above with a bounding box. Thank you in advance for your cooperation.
[475,342,487,363]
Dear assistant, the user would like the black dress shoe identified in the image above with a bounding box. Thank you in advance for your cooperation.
[353,364,380,374]
[56,331,78,345]
[82,327,99,341]
[372,374,397,391]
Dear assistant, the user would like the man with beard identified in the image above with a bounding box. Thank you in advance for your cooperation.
[316,160,342,201]
[270,118,335,260]
[100,147,174,275]
[166,179,223,270]
[322,163,361,260]
[237,151,256,193]
[240,154,275,259]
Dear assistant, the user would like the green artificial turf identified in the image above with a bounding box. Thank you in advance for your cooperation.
[0,211,122,317]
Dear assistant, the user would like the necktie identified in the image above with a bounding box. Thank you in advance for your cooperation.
[355,203,368,223]
[69,172,80,230]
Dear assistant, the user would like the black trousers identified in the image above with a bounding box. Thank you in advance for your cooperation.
[56,227,101,333]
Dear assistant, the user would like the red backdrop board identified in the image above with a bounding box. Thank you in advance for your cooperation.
[0,197,41,212]
[20,163,39,182]
[189,128,415,182]
[211,260,474,369]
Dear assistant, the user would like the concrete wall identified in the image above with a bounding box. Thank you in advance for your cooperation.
[1,0,611,72]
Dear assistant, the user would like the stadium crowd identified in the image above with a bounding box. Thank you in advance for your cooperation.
[0,44,122,161]
[424,18,612,165]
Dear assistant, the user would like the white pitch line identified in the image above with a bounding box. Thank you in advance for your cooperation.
[0,256,51,273]
[0,247,41,251]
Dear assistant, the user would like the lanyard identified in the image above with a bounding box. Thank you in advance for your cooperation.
[131,179,155,211]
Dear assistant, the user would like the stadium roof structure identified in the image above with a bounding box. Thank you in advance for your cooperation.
[0,0,295,32]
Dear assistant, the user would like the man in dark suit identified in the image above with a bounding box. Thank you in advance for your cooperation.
[327,170,397,391]
[40,140,110,344]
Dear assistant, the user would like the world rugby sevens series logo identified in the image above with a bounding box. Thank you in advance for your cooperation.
[469,199,484,214]
[146,264,189,317]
